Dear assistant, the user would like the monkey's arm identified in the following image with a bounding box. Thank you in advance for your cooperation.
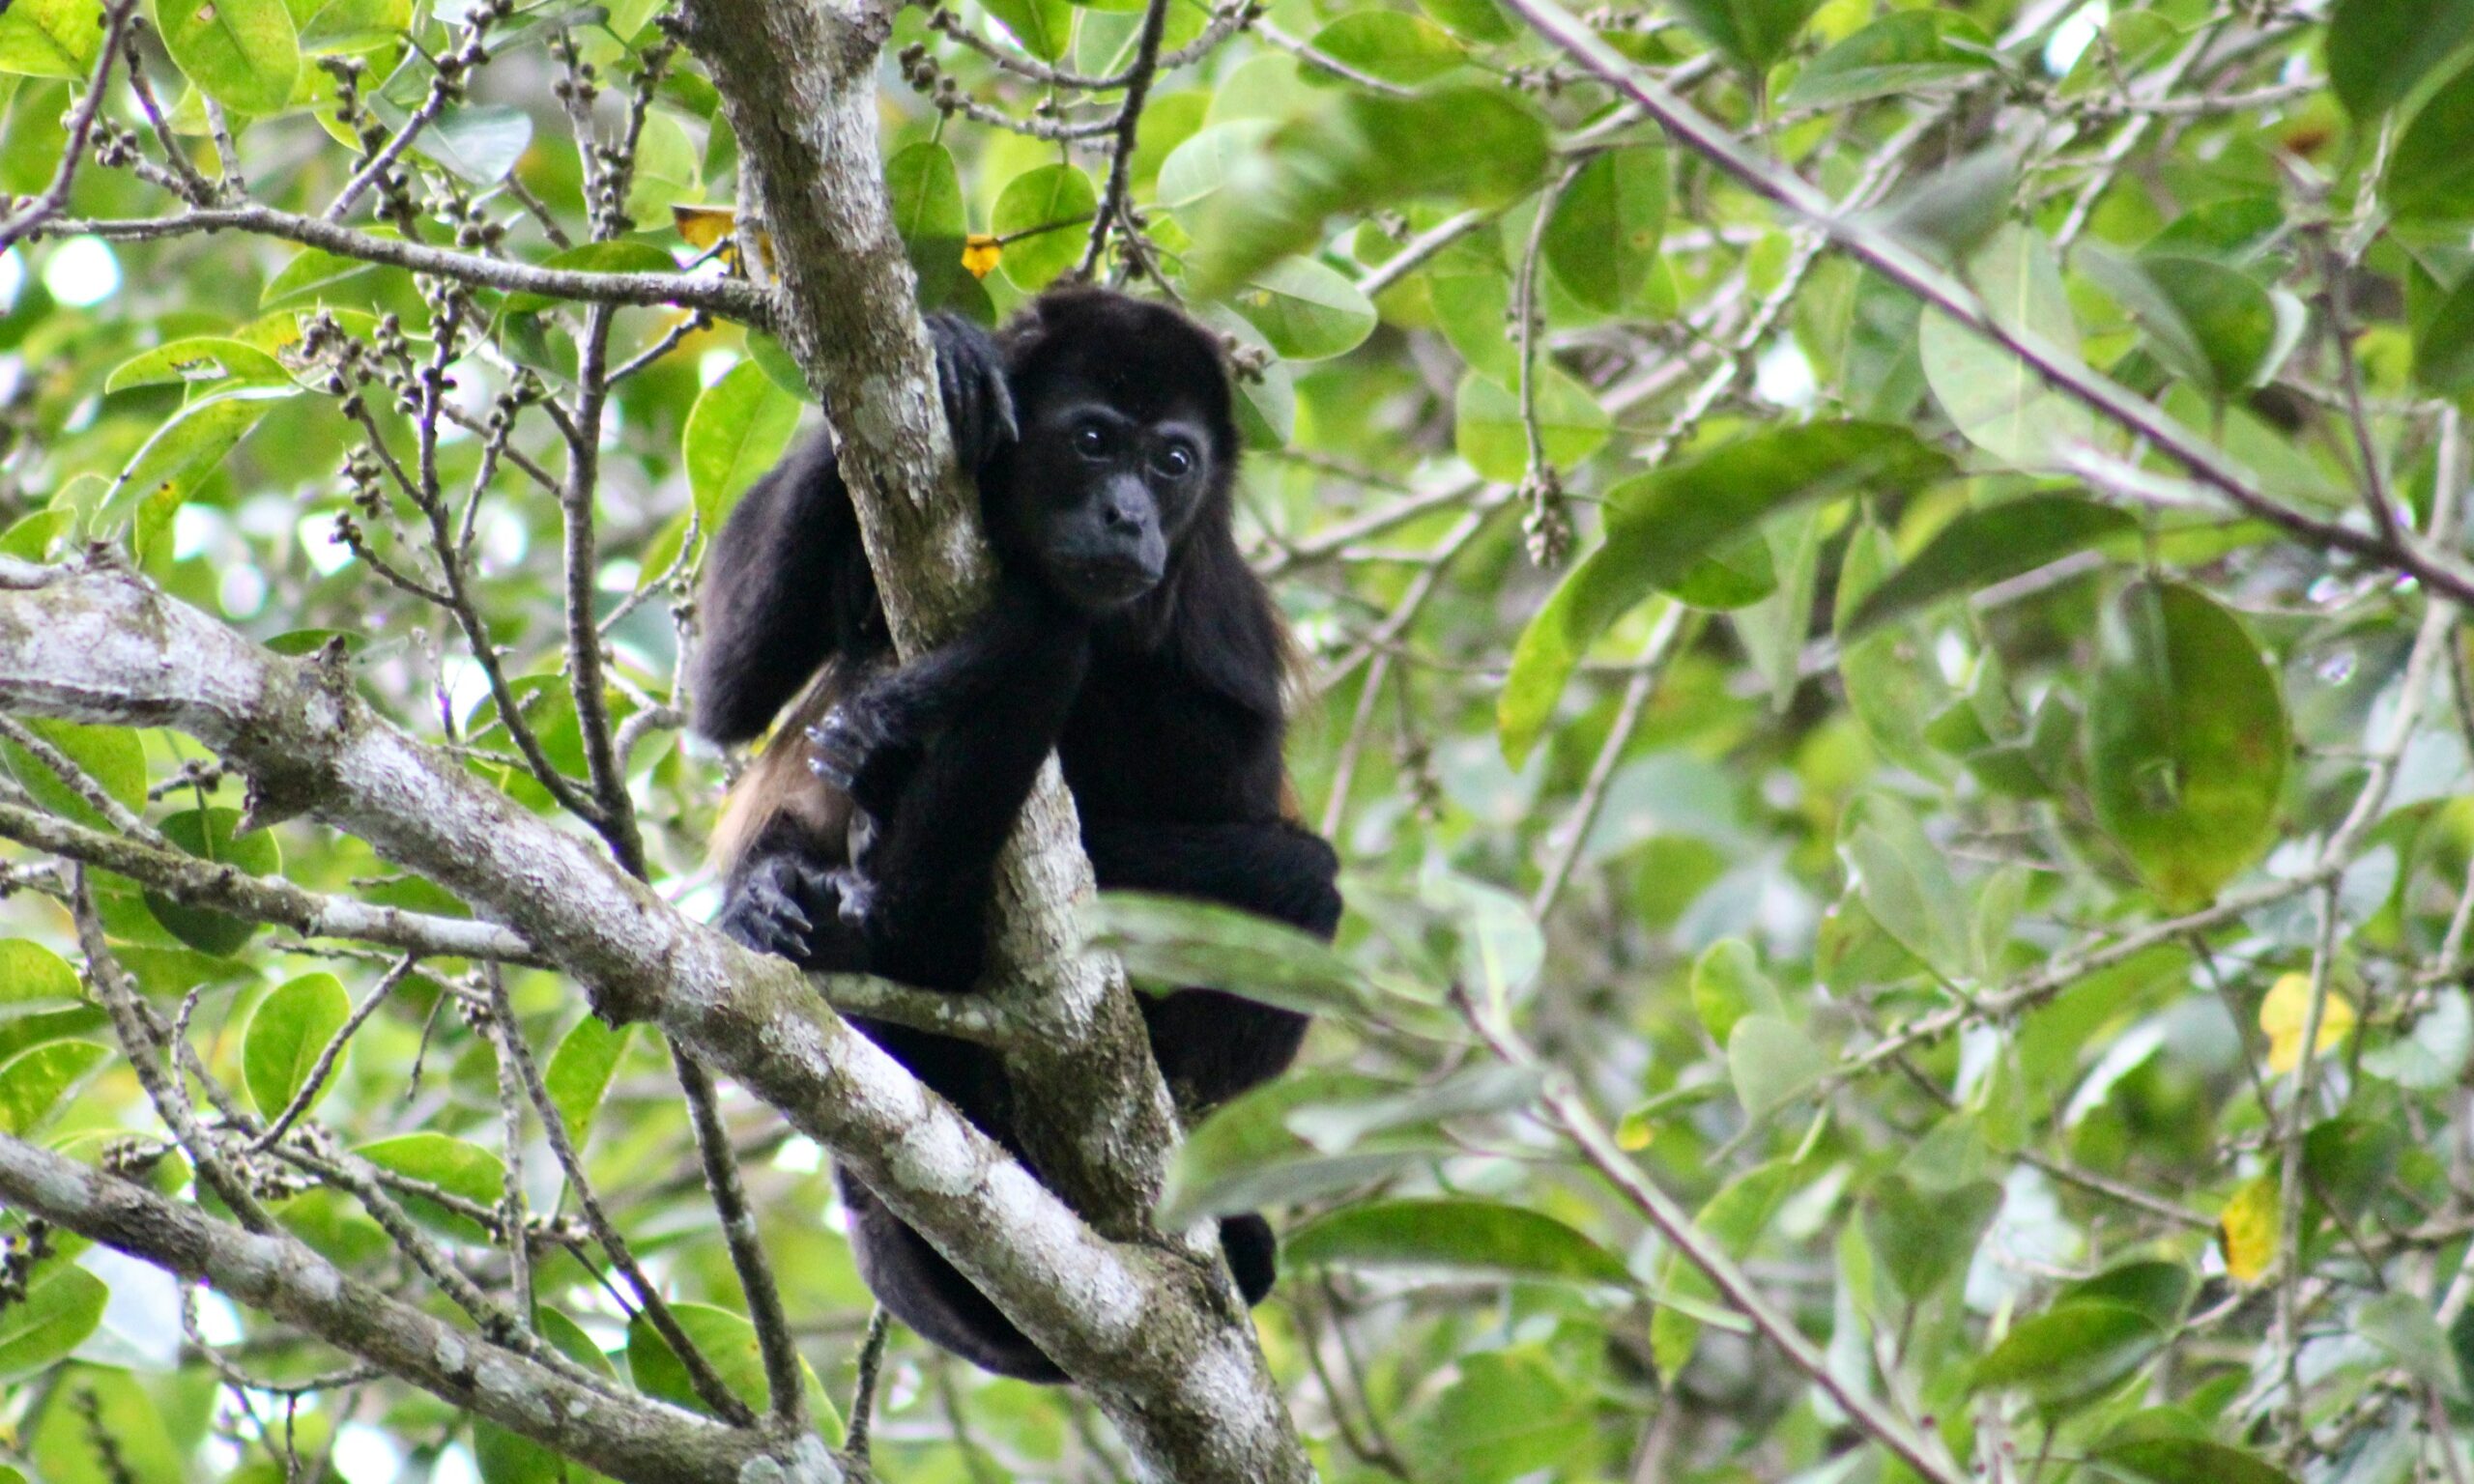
[823,579,1091,991]
[688,313,1016,744]
[1083,818,1342,939]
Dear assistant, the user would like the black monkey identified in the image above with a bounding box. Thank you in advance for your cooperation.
[690,287,1341,1383]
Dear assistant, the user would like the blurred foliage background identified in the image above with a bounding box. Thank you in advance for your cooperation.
[0,0,2472,1478]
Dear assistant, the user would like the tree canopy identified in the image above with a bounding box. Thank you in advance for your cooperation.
[0,0,2467,1480]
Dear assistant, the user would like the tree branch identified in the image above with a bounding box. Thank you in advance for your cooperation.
[0,1134,818,1484]
[38,204,767,322]
[1492,0,2474,607]
[0,557,1308,1483]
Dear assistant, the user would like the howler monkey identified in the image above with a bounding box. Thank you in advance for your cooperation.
[690,287,1341,1383]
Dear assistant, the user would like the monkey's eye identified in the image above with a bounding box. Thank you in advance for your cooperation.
[1152,443,1195,478]
[1073,423,1111,459]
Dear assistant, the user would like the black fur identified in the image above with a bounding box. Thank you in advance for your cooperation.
[692,288,1341,1383]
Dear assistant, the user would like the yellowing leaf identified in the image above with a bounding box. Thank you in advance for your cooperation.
[671,203,735,250]
[2260,973,2356,1073]
[2219,1174,2279,1283]
[1615,1108,1654,1151]
[962,234,1002,279]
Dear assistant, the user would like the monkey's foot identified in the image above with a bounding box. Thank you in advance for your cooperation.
[826,865,879,929]
[717,854,840,962]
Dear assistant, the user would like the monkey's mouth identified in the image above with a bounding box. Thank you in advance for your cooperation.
[1057,554,1164,606]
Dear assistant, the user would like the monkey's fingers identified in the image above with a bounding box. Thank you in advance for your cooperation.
[827,866,878,929]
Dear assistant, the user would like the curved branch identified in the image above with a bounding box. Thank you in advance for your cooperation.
[0,559,1304,1482]
[40,205,768,323]
[0,1134,803,1484]
[1495,0,2474,607]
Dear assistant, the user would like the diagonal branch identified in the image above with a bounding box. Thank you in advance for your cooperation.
[0,556,1306,1483]
[1493,0,2474,607]
[40,204,767,322]
[0,1133,803,1484]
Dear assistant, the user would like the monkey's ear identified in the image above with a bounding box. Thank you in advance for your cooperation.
[993,293,1057,370]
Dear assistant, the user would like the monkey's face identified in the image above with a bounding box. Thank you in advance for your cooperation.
[999,384,1217,613]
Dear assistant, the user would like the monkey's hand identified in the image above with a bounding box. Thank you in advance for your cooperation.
[927,311,1018,474]
[715,853,841,963]
[807,690,924,821]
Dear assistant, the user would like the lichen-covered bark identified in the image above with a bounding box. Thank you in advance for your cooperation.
[0,556,1316,1484]
[0,1135,809,1484]
[673,0,1181,1244]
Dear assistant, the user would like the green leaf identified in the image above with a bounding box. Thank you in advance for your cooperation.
[1864,1174,2000,1299]
[106,336,293,393]
[1973,1300,2166,1413]
[101,387,293,532]
[2412,266,2474,394]
[298,0,408,53]
[2328,0,2474,121]
[1779,11,1996,109]
[884,140,965,243]
[0,0,102,79]
[501,240,676,314]
[2084,251,2280,396]
[627,1303,839,1437]
[2359,1292,2465,1397]
[2064,1261,2193,1327]
[2086,581,2288,910]
[142,808,281,956]
[683,360,802,527]
[1282,1065,1543,1153]
[1542,145,1666,314]
[1085,892,1373,1022]
[417,103,532,186]
[1,719,145,831]
[1303,12,1463,86]
[1499,422,1952,763]
[1919,223,2096,470]
[357,1132,504,1241]
[1844,494,2134,639]
[1286,1199,1630,1287]
[1452,366,1608,483]
[1226,257,1375,361]
[1726,1013,1825,1114]
[1407,1349,1591,1484]
[1156,119,1277,224]
[544,1015,629,1145]
[2097,1438,2297,1484]
[0,1266,106,1384]
[1838,791,1969,977]
[242,972,351,1121]
[1690,938,1782,1044]
[1650,1161,1792,1375]
[1418,0,1511,42]
[1665,0,1824,73]
[0,1040,110,1134]
[622,109,698,224]
[2364,991,2473,1088]
[1159,1071,1447,1225]
[1186,87,1549,297]
[1429,271,1518,383]
[151,0,300,114]
[980,0,1072,60]
[992,163,1098,292]
[262,235,390,306]
[2387,59,2474,221]
[0,940,83,1018]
